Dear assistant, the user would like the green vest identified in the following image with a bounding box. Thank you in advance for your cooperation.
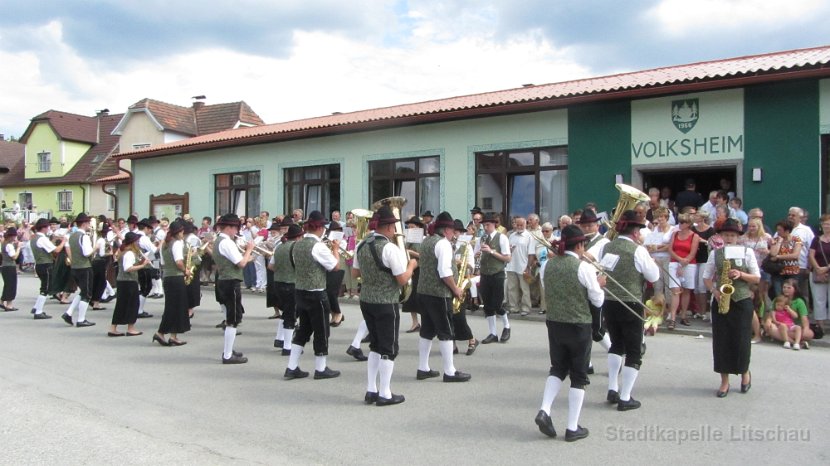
[31,235,54,265]
[293,237,327,291]
[479,232,505,276]
[214,236,244,281]
[69,230,92,269]
[273,241,297,284]
[1,241,15,268]
[357,235,400,304]
[418,235,455,298]
[715,247,752,302]
[603,238,643,303]
[544,254,591,324]
[161,241,183,277]
[117,252,139,282]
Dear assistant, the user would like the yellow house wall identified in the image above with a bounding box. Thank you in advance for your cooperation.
[6,184,85,217]
[25,123,92,179]
[119,111,165,150]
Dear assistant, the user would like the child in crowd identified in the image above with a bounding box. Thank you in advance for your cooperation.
[770,295,802,350]
[644,294,665,336]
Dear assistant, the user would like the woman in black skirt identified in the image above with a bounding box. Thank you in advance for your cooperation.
[327,222,347,326]
[155,220,191,346]
[109,232,148,337]
[1,228,21,311]
[183,222,204,318]
[48,222,74,303]
[702,218,760,398]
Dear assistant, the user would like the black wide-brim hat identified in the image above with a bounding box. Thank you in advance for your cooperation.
[49,217,60,225]
[167,220,185,235]
[375,206,398,226]
[280,217,295,227]
[284,224,303,239]
[305,211,326,228]
[560,224,587,246]
[122,232,140,246]
[717,218,744,234]
[577,209,599,224]
[136,218,152,229]
[470,206,482,214]
[268,221,281,231]
[453,219,466,232]
[34,218,50,230]
[614,210,646,232]
[421,211,434,218]
[216,213,242,227]
[405,216,424,227]
[434,211,454,229]
[4,227,17,238]
[482,212,499,224]
[126,215,138,224]
[74,213,92,225]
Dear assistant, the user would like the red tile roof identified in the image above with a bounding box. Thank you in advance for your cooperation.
[124,98,264,136]
[117,44,830,161]
[20,110,99,144]
[0,140,25,186]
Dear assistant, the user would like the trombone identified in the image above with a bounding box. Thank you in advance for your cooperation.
[234,235,272,257]
[580,254,647,322]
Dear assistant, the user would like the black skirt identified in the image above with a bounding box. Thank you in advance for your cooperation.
[402,268,420,313]
[158,276,191,334]
[111,281,139,325]
[48,251,75,294]
[266,269,280,308]
[711,298,753,375]
[91,257,110,302]
[1,266,17,301]
[185,271,201,308]
[326,269,345,314]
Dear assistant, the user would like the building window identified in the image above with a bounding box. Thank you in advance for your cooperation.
[132,143,151,150]
[106,187,116,211]
[215,171,260,218]
[37,151,51,172]
[18,192,33,210]
[58,191,73,211]
[475,146,568,223]
[284,164,340,219]
[369,156,439,220]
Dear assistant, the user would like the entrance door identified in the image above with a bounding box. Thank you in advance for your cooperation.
[641,167,737,207]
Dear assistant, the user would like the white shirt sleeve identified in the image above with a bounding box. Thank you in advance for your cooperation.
[121,251,136,273]
[37,235,56,253]
[96,237,107,257]
[634,244,660,283]
[577,260,605,307]
[311,240,339,271]
[5,243,15,256]
[217,236,244,265]
[435,238,454,279]
[172,240,184,262]
[139,234,157,254]
[80,234,93,257]
[382,241,408,276]
[499,233,511,260]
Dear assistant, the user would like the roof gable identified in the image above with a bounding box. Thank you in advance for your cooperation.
[20,110,98,144]
[112,98,265,137]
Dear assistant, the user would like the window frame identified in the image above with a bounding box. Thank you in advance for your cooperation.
[37,151,51,172]
[368,155,440,219]
[214,171,260,218]
[283,164,341,219]
[57,190,73,212]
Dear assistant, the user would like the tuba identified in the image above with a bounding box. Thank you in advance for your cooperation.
[717,259,734,314]
[604,183,650,240]
[371,196,412,302]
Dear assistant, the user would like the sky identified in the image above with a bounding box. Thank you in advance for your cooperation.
[1,0,829,139]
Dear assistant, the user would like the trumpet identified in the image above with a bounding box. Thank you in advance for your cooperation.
[580,255,647,322]
[322,235,351,260]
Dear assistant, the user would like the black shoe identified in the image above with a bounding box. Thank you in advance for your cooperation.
[168,339,187,346]
[607,390,619,404]
[617,397,641,411]
[416,369,440,380]
[346,345,368,361]
[314,367,341,380]
[281,349,291,356]
[587,365,595,375]
[740,372,752,394]
[500,328,511,343]
[100,295,115,303]
[137,312,153,318]
[152,334,169,346]
[274,339,283,348]
[641,342,647,356]
[481,334,499,344]
[33,313,52,320]
[215,321,226,328]
[232,350,244,357]
[284,367,309,379]
[534,410,557,438]
[364,391,379,404]
[466,340,480,356]
[30,308,36,314]
[443,371,471,383]
[61,313,73,326]
[565,425,589,442]
[716,387,729,398]
[222,354,248,364]
[376,393,405,406]
[75,320,95,327]
[361,335,371,344]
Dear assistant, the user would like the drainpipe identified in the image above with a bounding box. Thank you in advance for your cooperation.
[119,166,134,215]
[102,183,117,217]
[78,184,87,214]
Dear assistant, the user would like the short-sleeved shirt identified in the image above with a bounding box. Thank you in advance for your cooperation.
[809,237,830,268]
[790,297,809,327]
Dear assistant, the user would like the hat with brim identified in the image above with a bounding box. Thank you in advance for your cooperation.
[470,206,482,214]
[148,216,159,224]
[482,213,499,224]
[559,224,587,247]
[74,213,91,225]
[34,218,50,231]
[434,211,454,229]
[136,218,152,229]
[421,211,434,218]
[216,213,242,228]
[122,232,140,247]
[49,217,60,225]
[614,210,646,233]
[404,216,424,227]
[268,221,281,231]
[375,206,398,226]
[452,219,466,232]
[280,217,294,227]
[126,215,138,224]
[4,227,17,238]
[577,209,599,224]
[284,224,303,239]
[167,220,185,236]
[328,221,343,232]
[305,211,326,229]
[717,218,744,234]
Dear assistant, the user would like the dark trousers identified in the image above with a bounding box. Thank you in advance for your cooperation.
[91,257,109,302]
[266,269,280,308]
[452,307,474,341]
[326,269,345,314]
[604,300,644,369]
[418,294,455,341]
[711,297,752,375]
[276,282,296,328]
[293,289,331,356]
[216,279,244,326]
[111,281,139,325]
[360,301,400,359]
[547,320,592,389]
[72,267,93,303]
[479,271,506,316]
[1,266,17,301]
[137,268,152,297]
[35,263,52,296]
[590,303,606,342]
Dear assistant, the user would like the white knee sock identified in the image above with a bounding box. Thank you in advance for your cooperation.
[418,338,433,372]
[315,355,327,372]
[607,354,623,391]
[223,327,236,359]
[540,375,562,415]
[104,281,114,297]
[138,295,146,312]
[288,344,303,369]
[367,352,381,393]
[619,366,639,402]
[567,388,585,431]
[282,328,294,350]
[220,304,227,314]
[77,301,89,322]
[487,316,497,336]
[378,358,394,399]
[438,340,456,376]
[501,313,510,329]
[275,318,284,341]
[66,295,81,316]
[34,295,47,314]
[351,320,368,348]
[152,278,162,295]
[600,333,612,351]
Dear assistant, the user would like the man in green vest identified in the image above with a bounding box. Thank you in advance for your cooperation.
[475,213,511,344]
[285,210,341,380]
[61,213,96,327]
[535,224,605,442]
[352,206,417,405]
[31,218,66,319]
[213,213,255,364]
[598,210,659,411]
[416,211,470,383]
[578,209,612,374]
[269,223,303,356]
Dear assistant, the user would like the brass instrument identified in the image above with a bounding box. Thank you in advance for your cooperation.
[717,259,734,314]
[371,196,412,302]
[235,235,271,257]
[581,255,647,322]
[452,241,472,314]
[528,229,558,255]
[351,209,373,242]
[604,183,650,240]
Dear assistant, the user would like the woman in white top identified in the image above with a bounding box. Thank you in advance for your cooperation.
[644,207,677,310]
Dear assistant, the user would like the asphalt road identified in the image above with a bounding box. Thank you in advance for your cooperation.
[0,274,827,465]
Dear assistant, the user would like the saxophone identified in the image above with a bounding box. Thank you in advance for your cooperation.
[717,258,734,314]
[452,241,472,314]
[184,245,194,285]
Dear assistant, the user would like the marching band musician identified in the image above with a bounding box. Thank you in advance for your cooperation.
[535,225,605,442]
[148,216,165,299]
[597,210,659,411]
[326,221,347,327]
[183,222,204,318]
[89,220,112,311]
[284,210,341,380]
[451,219,479,356]
[577,209,613,374]
[30,218,66,319]
[135,219,157,319]
[48,218,73,304]
[1,227,21,312]
[345,212,379,361]
[212,214,254,364]
[108,232,149,337]
[474,212,512,344]
[416,211,471,383]
[352,206,417,405]
[264,220,283,322]
[402,216,424,333]
[61,214,97,327]
[153,220,191,346]
[270,223,303,356]
[269,217,293,347]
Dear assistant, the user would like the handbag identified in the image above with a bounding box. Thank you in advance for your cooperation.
[809,322,824,340]
[812,243,829,283]
[761,256,784,275]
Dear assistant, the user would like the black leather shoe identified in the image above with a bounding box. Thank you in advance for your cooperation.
[222,354,248,364]
[314,367,341,380]
[281,349,291,356]
[481,334,499,344]
[587,365,595,374]
[565,425,589,442]
[717,387,730,398]
[376,393,405,406]
[153,334,169,346]
[465,340,480,356]
[443,371,471,382]
[346,345,368,361]
[617,397,641,411]
[361,335,371,344]
[232,350,244,358]
[61,313,73,326]
[740,372,752,394]
[137,312,153,318]
[534,410,557,438]
[607,390,619,404]
[33,313,52,320]
[416,369,440,380]
[168,339,187,346]
[274,339,283,348]
[284,367,309,379]
[215,321,226,328]
[364,391,379,404]
[30,308,36,314]
[75,320,95,327]
[500,328,511,343]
